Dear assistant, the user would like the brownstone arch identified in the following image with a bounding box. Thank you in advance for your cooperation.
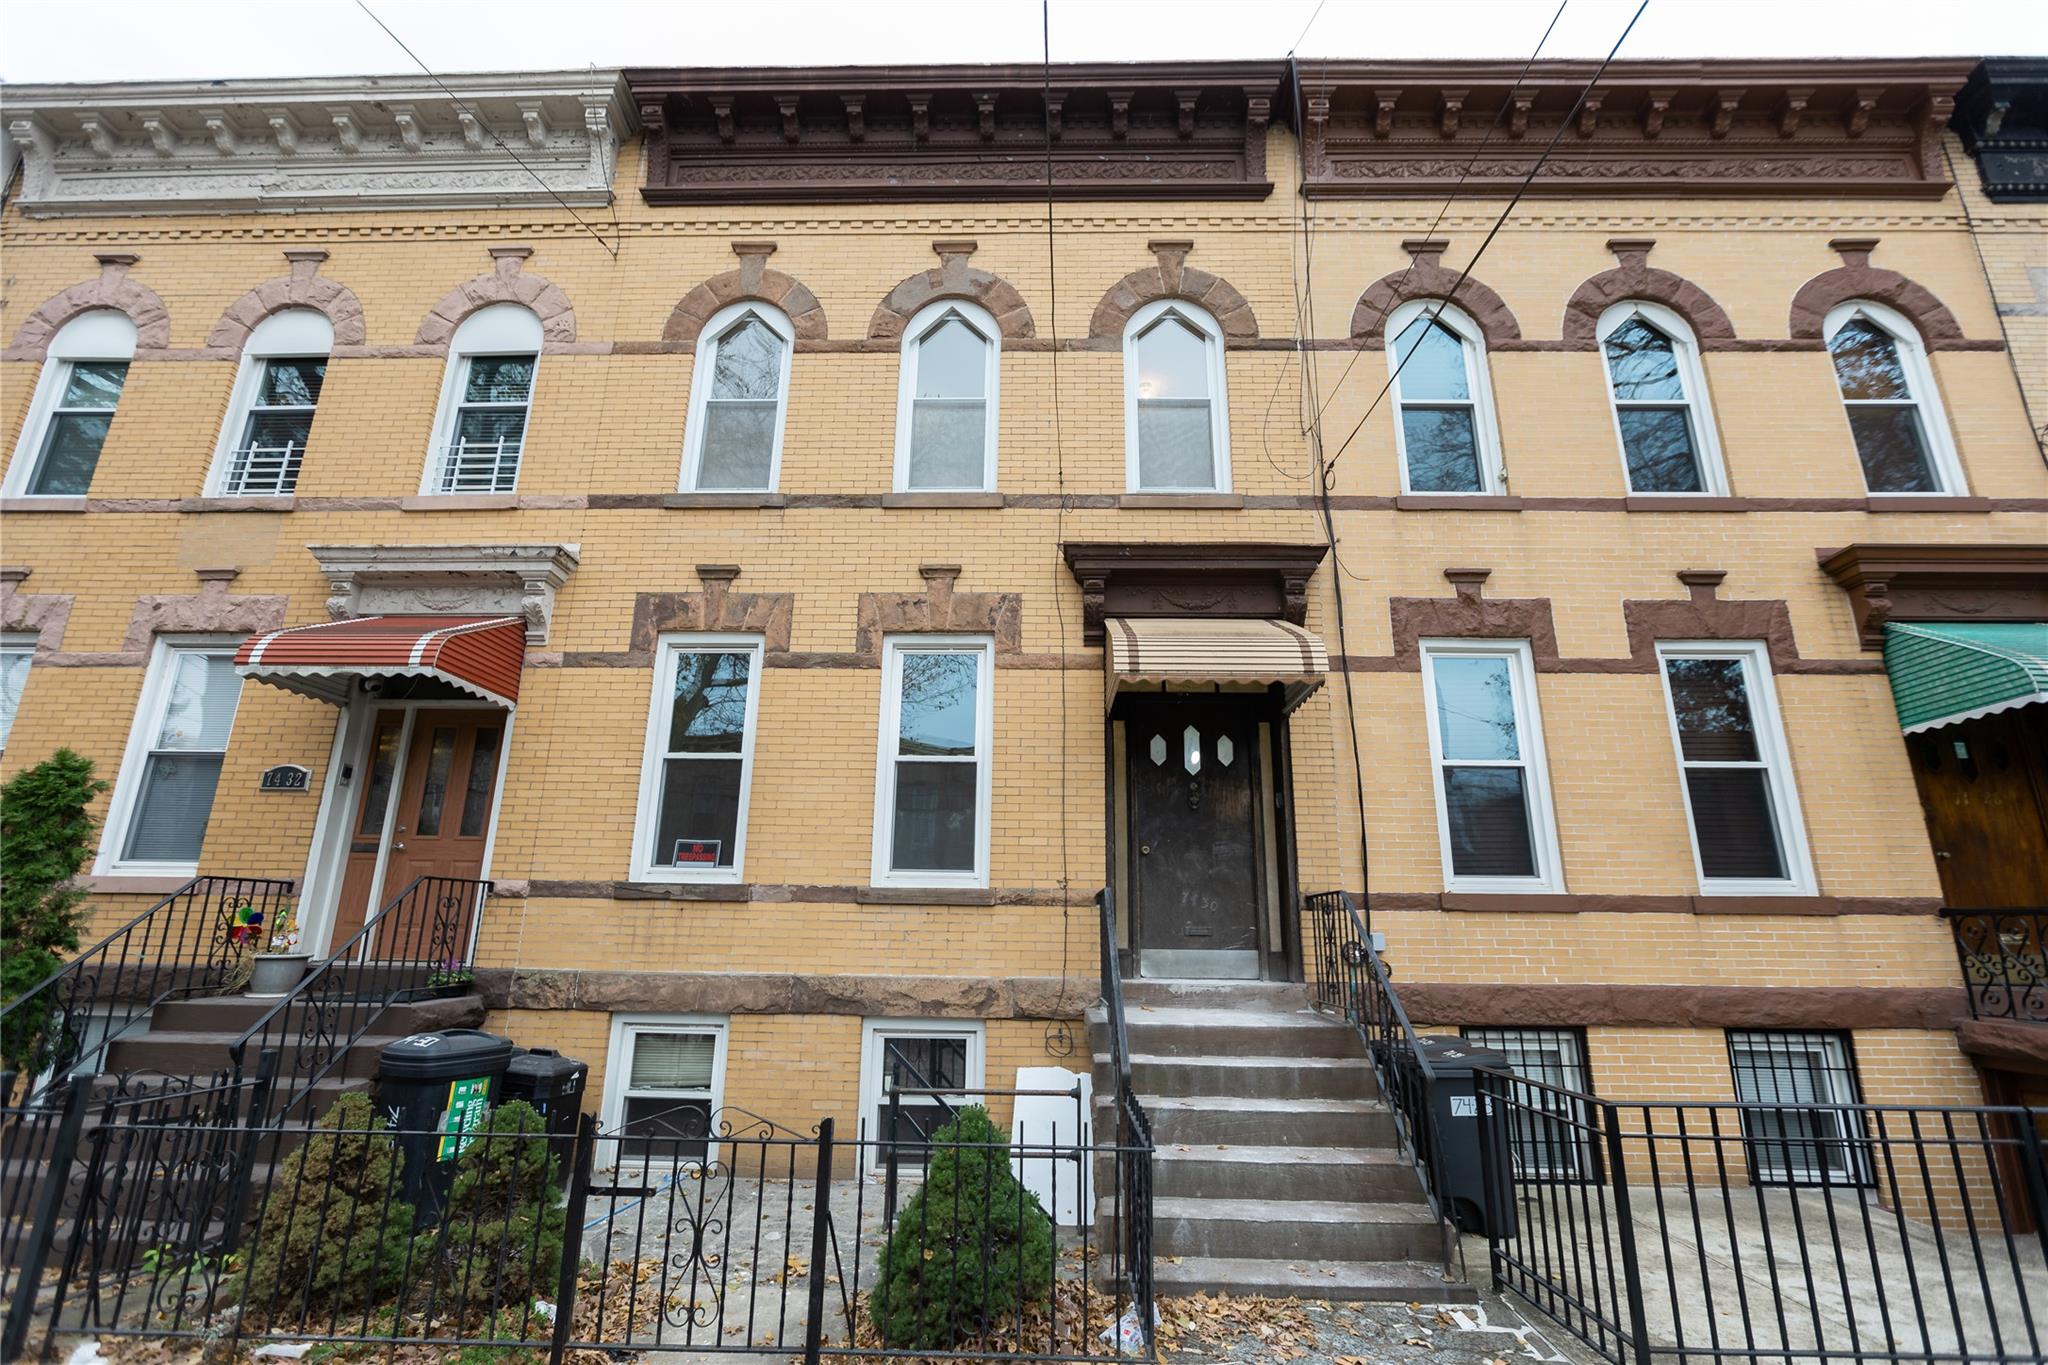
[8,254,170,358]
[869,241,1035,340]
[1088,241,1258,340]
[415,245,576,350]
[664,241,828,346]
[1350,239,1520,347]
[1788,238,1965,345]
[1561,240,1737,348]
[206,250,367,351]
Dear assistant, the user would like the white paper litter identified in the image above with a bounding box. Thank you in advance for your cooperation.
[251,1344,314,1359]
[532,1299,557,1324]
[1098,1304,1159,1350]
[65,1343,108,1365]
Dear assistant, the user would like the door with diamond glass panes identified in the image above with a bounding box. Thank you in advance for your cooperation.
[1128,703,1263,978]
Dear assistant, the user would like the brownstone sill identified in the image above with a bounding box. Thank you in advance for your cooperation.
[661,492,791,509]
[855,886,1000,907]
[0,497,88,513]
[1865,495,1994,513]
[881,492,1005,508]
[399,493,519,511]
[1395,494,1524,511]
[1623,495,1750,512]
[611,881,752,902]
[1118,493,1247,510]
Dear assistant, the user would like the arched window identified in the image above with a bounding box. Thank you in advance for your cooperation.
[1597,301,1726,495]
[1823,301,1965,495]
[424,303,541,495]
[894,300,999,492]
[1387,300,1504,495]
[208,309,333,496]
[4,309,137,498]
[683,302,793,493]
[1124,299,1230,493]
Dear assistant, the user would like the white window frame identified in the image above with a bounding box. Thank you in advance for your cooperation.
[681,301,795,493]
[1387,299,1507,496]
[95,635,245,878]
[0,633,36,753]
[1654,641,1817,896]
[1418,639,1566,893]
[858,1018,986,1173]
[3,310,138,499]
[205,309,334,497]
[870,635,995,889]
[1122,298,1231,494]
[1595,300,1729,497]
[1822,300,1967,497]
[421,303,542,495]
[628,633,764,884]
[598,1013,729,1171]
[892,298,1001,493]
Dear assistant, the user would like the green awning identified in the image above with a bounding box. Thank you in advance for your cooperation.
[1883,622,2048,734]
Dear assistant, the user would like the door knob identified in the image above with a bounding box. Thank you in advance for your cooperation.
[393,842,407,851]
[1139,845,1151,855]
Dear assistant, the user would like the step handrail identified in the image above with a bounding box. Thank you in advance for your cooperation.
[0,875,296,1105]
[227,873,489,1122]
[1097,885,1157,1342]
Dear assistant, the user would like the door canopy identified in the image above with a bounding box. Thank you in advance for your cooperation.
[1883,622,2048,734]
[235,615,525,707]
[1105,615,1329,713]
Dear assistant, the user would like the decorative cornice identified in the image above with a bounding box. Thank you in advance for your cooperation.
[308,542,582,646]
[624,62,1282,205]
[1952,58,2048,203]
[1060,541,1327,646]
[1818,543,2048,650]
[1,71,634,217]
[1297,59,1973,200]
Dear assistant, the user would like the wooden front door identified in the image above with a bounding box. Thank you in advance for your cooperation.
[1907,707,2048,907]
[330,709,505,949]
[1128,703,1263,978]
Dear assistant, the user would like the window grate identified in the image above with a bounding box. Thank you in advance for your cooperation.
[222,442,304,496]
[437,439,523,493]
[1726,1029,1874,1188]
[1464,1026,1601,1182]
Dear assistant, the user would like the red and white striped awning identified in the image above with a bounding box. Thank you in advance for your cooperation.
[235,615,525,708]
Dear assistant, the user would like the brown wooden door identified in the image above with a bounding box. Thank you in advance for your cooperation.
[1129,704,1262,975]
[332,712,407,945]
[1907,708,2048,907]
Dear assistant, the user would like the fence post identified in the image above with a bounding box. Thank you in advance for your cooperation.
[2,1077,92,1362]
[802,1117,836,1365]
[217,1049,279,1259]
[548,1113,598,1365]
[1600,1102,1655,1365]
[2017,1113,2048,1267]
[883,1089,902,1230]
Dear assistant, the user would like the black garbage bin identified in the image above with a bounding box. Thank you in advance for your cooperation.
[500,1046,588,1174]
[376,1028,516,1225]
[1415,1037,1517,1238]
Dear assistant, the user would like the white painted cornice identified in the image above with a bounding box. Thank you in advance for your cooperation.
[0,70,633,216]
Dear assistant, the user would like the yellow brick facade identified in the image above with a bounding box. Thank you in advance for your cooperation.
[3,64,2042,1144]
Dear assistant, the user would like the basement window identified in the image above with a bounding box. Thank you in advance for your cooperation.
[1726,1030,1872,1187]
[859,1020,984,1174]
[600,1016,727,1169]
[1462,1026,1598,1181]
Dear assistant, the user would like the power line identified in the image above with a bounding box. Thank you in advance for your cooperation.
[1323,0,1651,482]
[354,0,620,258]
[1287,0,1330,56]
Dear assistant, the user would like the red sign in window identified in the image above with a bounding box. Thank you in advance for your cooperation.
[672,839,721,865]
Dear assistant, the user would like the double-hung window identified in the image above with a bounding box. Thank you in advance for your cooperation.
[1657,643,1814,895]
[1388,300,1503,495]
[872,637,993,888]
[1124,300,1230,492]
[894,300,999,492]
[631,636,762,882]
[860,1020,984,1172]
[209,309,332,496]
[1727,1030,1872,1187]
[1824,301,1965,496]
[601,1015,727,1168]
[1463,1026,1598,1181]
[683,303,792,493]
[99,640,243,875]
[425,303,540,495]
[0,636,34,752]
[1598,301,1726,495]
[1419,641,1564,891]
[4,310,137,499]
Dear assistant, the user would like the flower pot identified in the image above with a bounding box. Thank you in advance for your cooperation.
[247,952,311,997]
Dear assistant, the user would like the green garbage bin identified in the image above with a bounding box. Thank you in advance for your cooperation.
[376,1028,516,1225]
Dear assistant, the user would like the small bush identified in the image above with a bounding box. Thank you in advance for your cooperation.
[412,1100,565,1312]
[875,1105,1054,1350]
[0,750,108,1078]
[243,1092,416,1321]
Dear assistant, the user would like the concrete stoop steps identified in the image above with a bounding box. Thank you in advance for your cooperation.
[1090,978,1472,1304]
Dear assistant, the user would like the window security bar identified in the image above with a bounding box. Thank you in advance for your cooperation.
[222,442,304,496]
[436,439,523,494]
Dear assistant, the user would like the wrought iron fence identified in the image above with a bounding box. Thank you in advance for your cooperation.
[1302,889,1457,1267]
[1475,1068,2048,1365]
[1094,886,1156,1334]
[1947,909,2047,1022]
[0,875,296,1107]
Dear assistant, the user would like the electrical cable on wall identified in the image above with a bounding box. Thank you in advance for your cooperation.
[1040,0,1076,1061]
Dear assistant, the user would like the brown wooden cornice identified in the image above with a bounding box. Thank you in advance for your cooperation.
[624,63,1284,205]
[1818,543,2048,650]
[1298,58,1975,200]
[1061,541,1327,645]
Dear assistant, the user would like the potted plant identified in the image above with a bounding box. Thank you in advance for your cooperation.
[424,959,475,997]
[244,902,310,997]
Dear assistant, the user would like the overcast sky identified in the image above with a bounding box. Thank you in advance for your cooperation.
[0,0,2043,86]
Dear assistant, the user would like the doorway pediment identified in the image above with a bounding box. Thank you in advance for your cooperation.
[308,543,581,646]
[1061,542,1327,646]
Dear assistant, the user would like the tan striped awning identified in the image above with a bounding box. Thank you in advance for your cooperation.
[1105,616,1329,712]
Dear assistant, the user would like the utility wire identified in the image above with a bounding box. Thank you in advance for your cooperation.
[1323,0,1650,481]
[354,0,621,258]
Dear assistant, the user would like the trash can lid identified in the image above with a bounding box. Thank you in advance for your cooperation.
[1414,1037,1511,1076]
[505,1047,588,1082]
[377,1028,517,1080]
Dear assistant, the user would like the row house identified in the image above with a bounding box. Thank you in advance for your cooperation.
[1,56,2043,1284]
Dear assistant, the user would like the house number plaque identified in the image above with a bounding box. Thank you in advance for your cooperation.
[259,764,312,793]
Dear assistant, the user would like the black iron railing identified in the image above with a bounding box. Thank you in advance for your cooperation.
[1095,887,1156,1344]
[1476,1068,2048,1365]
[1302,889,1457,1265]
[228,873,489,1122]
[0,875,296,1106]
[1946,909,2047,1022]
